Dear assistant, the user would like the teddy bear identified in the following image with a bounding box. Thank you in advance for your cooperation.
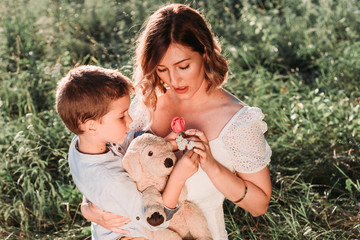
[122,133,212,240]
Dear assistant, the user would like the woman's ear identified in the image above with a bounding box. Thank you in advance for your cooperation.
[203,47,207,58]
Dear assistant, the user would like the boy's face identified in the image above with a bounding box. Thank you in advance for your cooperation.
[96,95,132,144]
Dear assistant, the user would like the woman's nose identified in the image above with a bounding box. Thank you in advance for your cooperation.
[169,70,180,86]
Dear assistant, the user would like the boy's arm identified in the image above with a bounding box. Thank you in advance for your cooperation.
[162,150,200,208]
[162,132,199,209]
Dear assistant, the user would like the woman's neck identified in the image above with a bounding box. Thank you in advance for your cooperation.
[167,81,218,110]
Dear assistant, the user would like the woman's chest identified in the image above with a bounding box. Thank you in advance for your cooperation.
[185,139,233,202]
[151,105,230,140]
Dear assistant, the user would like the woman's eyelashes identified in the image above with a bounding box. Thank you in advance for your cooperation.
[157,64,190,72]
[179,64,189,70]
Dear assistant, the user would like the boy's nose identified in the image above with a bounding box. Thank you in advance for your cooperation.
[126,112,133,125]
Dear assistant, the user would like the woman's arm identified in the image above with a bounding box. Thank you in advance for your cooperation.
[81,196,131,234]
[235,167,271,216]
[185,129,272,217]
[202,163,271,216]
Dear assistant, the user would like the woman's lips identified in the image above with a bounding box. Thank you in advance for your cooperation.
[174,86,188,94]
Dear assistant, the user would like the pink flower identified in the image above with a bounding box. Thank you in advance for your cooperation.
[171,117,185,133]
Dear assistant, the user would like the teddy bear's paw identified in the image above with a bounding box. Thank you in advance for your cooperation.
[145,204,166,226]
[146,211,165,226]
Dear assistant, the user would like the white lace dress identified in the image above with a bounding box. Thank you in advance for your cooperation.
[129,99,272,240]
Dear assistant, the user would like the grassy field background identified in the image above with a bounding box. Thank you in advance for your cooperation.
[0,0,359,239]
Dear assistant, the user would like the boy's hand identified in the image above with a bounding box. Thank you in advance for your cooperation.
[164,131,179,151]
[81,197,131,234]
[171,150,200,182]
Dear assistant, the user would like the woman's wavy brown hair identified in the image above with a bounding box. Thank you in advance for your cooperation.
[134,3,228,120]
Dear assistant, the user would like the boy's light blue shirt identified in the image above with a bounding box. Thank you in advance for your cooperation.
[68,131,172,239]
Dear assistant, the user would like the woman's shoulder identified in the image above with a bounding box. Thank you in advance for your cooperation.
[212,88,243,110]
[218,89,265,124]
[216,93,271,173]
[129,96,150,131]
[232,105,265,125]
[214,91,267,140]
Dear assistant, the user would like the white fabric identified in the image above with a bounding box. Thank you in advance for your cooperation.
[68,133,170,239]
[129,98,271,240]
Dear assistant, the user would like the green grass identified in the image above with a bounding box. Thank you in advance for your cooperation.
[0,0,359,239]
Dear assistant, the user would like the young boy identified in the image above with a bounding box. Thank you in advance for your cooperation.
[55,65,175,239]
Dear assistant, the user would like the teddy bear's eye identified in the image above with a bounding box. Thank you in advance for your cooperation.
[148,151,153,156]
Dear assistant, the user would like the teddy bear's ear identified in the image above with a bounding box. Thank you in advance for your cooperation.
[122,150,142,182]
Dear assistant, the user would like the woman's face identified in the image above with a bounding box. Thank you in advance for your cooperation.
[156,43,206,100]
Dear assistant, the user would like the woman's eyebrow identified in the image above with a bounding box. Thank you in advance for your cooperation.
[158,58,191,67]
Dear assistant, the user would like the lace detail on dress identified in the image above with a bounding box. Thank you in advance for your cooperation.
[222,107,271,173]
[129,97,150,132]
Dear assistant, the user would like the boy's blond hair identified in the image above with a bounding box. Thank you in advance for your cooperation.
[56,65,133,135]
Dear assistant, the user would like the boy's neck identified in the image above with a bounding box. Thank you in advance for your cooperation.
[77,135,108,154]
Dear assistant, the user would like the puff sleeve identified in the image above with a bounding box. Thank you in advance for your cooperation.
[129,97,150,132]
[221,106,271,173]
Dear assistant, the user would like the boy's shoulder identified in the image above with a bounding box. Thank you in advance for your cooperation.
[108,131,146,156]
[68,136,123,175]
[67,130,145,178]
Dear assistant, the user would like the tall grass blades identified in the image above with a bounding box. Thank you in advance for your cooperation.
[0,0,359,239]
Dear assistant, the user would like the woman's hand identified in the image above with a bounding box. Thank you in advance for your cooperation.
[81,196,131,234]
[185,129,272,217]
[184,129,217,172]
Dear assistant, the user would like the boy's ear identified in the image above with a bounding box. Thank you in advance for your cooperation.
[80,119,97,133]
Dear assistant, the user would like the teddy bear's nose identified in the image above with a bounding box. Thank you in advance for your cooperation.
[164,158,173,168]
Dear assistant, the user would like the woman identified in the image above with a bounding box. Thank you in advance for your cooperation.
[82,4,272,239]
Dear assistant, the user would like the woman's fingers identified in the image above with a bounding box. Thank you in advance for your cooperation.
[184,129,216,172]
[110,226,131,234]
[102,213,131,234]
[193,146,206,158]
[185,129,209,143]
[87,202,131,232]
[193,141,206,151]
[183,129,208,152]
[82,198,131,234]
[102,213,130,225]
